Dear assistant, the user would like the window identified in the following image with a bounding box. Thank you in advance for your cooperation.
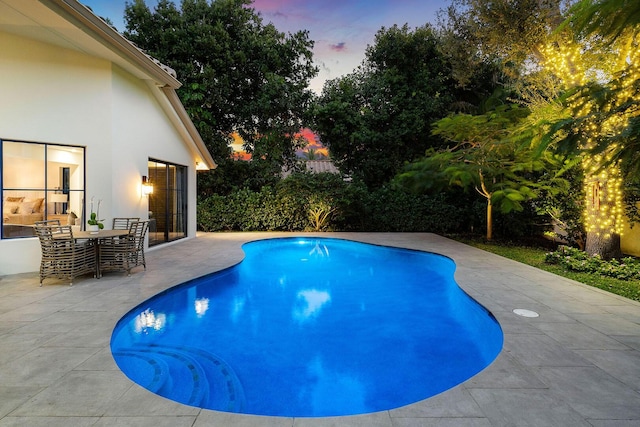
[147,159,187,246]
[1,139,85,239]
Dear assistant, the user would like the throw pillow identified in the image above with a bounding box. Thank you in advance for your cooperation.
[25,198,45,213]
[4,201,20,214]
[17,201,36,214]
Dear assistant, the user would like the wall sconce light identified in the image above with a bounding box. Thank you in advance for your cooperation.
[196,161,209,171]
[142,176,154,196]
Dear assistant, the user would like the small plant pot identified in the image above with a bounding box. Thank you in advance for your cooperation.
[87,224,100,234]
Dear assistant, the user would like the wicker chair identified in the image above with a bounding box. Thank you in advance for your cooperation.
[34,223,96,286]
[35,219,61,227]
[112,217,140,230]
[129,220,149,271]
[99,220,149,276]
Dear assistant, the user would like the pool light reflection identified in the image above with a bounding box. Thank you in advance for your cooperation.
[134,308,166,334]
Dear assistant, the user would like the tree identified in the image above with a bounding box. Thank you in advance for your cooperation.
[543,0,640,180]
[124,0,318,194]
[313,24,458,188]
[438,0,639,258]
[533,0,640,257]
[438,0,566,89]
[395,105,565,240]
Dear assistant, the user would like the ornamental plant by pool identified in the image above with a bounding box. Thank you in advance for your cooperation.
[111,238,503,417]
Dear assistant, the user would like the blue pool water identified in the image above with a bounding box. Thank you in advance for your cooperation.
[110,238,503,417]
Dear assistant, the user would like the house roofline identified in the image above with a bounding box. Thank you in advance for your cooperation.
[162,86,217,170]
[42,0,216,170]
[42,0,182,89]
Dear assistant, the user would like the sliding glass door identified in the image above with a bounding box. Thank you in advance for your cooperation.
[147,159,187,247]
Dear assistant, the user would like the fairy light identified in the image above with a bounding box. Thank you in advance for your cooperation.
[540,40,587,87]
[538,27,639,247]
[583,156,624,237]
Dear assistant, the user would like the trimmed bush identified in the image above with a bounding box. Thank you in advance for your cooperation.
[197,173,472,233]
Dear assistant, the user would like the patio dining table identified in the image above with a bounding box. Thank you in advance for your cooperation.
[57,229,130,278]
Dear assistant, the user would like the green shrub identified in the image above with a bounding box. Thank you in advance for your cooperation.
[197,194,237,231]
[197,172,545,235]
[545,246,640,280]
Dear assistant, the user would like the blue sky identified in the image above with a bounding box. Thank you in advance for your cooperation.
[81,0,447,93]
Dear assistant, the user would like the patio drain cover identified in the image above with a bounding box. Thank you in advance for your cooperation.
[513,308,539,318]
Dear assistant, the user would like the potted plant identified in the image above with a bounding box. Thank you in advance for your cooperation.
[87,197,104,233]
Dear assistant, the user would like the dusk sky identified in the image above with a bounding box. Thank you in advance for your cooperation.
[81,0,449,93]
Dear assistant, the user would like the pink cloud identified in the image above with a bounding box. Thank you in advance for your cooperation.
[330,42,346,52]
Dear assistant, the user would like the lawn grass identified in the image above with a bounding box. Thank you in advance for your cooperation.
[458,239,640,302]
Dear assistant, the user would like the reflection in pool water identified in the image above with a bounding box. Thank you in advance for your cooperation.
[294,289,331,322]
[110,237,503,417]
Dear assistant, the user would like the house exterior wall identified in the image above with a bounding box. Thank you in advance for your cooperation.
[0,31,197,275]
[109,66,196,238]
[621,205,640,257]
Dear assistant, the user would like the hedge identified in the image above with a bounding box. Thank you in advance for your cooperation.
[197,173,474,233]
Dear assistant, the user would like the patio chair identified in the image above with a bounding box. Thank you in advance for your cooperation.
[99,220,149,276]
[35,219,61,227]
[34,223,96,286]
[112,217,140,230]
[128,220,149,271]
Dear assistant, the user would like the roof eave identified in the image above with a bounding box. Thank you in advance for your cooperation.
[161,86,217,170]
[41,0,181,89]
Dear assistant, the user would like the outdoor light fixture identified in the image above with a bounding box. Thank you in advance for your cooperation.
[51,193,68,214]
[142,176,154,196]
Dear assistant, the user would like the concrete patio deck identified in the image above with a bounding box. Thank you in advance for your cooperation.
[1,232,639,426]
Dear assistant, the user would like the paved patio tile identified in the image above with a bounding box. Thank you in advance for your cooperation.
[193,411,294,426]
[536,366,640,419]
[0,321,29,335]
[534,321,630,350]
[463,352,547,389]
[571,312,640,336]
[102,383,200,417]
[9,371,133,417]
[92,417,197,427]
[575,349,640,390]
[0,332,56,365]
[501,333,593,367]
[389,387,484,419]
[0,386,43,418]
[0,346,100,387]
[586,421,640,427]
[1,232,639,427]
[293,411,392,427]
[468,389,589,426]
[613,334,640,351]
[0,416,98,427]
[74,347,120,371]
[392,418,492,427]
[0,302,68,322]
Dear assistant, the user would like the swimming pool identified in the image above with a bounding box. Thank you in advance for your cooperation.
[110,237,503,417]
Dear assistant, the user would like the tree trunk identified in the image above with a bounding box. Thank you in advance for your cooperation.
[486,198,493,240]
[585,232,622,260]
[583,168,623,259]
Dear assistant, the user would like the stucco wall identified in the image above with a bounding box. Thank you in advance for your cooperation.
[109,67,197,237]
[0,31,197,275]
[621,205,640,257]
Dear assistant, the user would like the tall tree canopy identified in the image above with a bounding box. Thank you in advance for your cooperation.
[124,0,318,194]
[313,24,463,188]
[428,0,639,257]
[543,0,640,177]
[438,0,566,88]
